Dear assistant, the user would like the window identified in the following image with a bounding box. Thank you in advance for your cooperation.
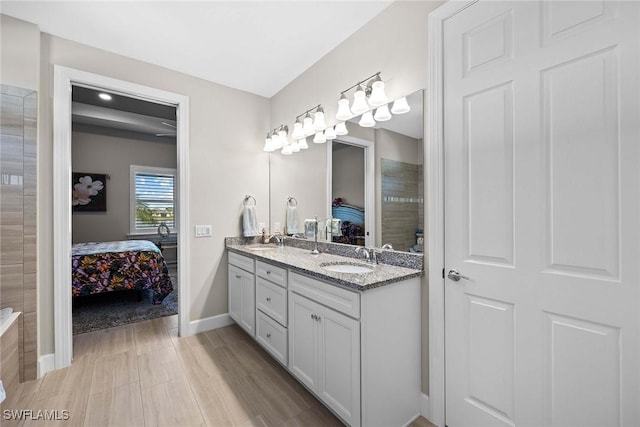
[130,165,177,234]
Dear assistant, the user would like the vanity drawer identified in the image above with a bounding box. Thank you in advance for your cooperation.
[289,271,360,319]
[229,252,255,273]
[256,276,287,326]
[256,310,288,366]
[256,260,287,287]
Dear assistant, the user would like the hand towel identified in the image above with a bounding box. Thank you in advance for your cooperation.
[286,206,300,235]
[243,205,259,237]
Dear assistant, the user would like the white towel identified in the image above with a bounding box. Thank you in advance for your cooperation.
[243,205,259,237]
[286,206,300,235]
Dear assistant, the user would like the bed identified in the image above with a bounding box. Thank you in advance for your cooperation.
[72,240,173,304]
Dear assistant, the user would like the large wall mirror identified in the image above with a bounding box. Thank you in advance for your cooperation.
[269,89,424,255]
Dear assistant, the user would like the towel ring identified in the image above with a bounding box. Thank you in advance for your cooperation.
[244,195,256,206]
[287,196,297,207]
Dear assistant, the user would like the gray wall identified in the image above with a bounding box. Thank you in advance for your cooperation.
[71,131,177,243]
[332,143,364,208]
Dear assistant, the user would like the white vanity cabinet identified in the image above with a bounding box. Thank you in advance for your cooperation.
[288,271,421,427]
[255,260,288,365]
[228,252,256,336]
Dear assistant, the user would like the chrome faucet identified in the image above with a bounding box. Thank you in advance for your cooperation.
[355,246,370,262]
[366,247,382,264]
[268,234,283,246]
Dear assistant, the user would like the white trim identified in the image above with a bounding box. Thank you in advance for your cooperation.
[420,393,431,422]
[427,2,478,426]
[187,313,234,335]
[53,65,191,370]
[327,135,375,247]
[129,164,178,235]
[37,353,55,378]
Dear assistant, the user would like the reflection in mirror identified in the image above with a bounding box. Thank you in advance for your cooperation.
[331,143,365,246]
[348,89,424,253]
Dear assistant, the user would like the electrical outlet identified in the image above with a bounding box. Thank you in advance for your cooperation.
[273,222,282,233]
[194,225,212,237]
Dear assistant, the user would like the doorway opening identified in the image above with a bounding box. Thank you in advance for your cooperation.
[53,66,190,370]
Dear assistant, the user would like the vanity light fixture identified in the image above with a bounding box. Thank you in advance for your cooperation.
[367,75,388,107]
[303,112,314,137]
[281,143,293,155]
[263,132,275,152]
[290,139,301,153]
[298,138,309,150]
[374,104,392,121]
[324,125,337,140]
[351,84,369,115]
[278,124,288,146]
[313,106,326,131]
[335,122,348,136]
[336,94,352,121]
[292,118,304,140]
[359,110,376,127]
[313,131,327,144]
[98,93,112,101]
[390,96,411,114]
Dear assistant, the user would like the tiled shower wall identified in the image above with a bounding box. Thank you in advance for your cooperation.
[0,84,38,381]
[381,158,424,253]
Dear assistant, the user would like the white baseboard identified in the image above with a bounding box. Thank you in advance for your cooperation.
[420,393,431,422]
[187,313,234,335]
[38,353,55,378]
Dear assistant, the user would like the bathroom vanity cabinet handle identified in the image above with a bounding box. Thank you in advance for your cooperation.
[266,297,271,302]
[266,333,272,339]
[235,274,241,279]
[266,271,271,275]
[310,313,321,322]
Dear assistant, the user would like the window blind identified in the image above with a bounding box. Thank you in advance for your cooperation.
[134,172,175,230]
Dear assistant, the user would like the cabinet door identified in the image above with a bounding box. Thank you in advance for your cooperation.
[228,264,242,324]
[289,293,319,392]
[239,268,255,336]
[319,307,361,427]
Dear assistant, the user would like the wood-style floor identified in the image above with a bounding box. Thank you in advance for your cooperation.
[2,315,436,427]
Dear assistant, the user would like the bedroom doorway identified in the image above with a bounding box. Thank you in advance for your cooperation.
[70,86,179,336]
[53,66,190,370]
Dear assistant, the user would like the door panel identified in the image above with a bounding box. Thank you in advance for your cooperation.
[443,1,640,425]
[288,293,319,391]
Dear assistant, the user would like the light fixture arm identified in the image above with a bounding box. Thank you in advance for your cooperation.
[295,104,323,121]
[340,71,381,95]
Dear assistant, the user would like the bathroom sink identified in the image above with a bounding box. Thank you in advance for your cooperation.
[320,262,375,274]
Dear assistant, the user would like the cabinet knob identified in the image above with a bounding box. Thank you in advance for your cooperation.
[266,333,271,339]
[235,275,241,279]
[310,314,316,321]
[266,297,271,302]
[266,271,271,275]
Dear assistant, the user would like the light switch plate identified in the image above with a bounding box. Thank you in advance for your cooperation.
[195,225,212,237]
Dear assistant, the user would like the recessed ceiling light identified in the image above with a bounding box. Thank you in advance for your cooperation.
[98,93,112,101]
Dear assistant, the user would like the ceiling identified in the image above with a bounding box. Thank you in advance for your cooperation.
[1,1,392,98]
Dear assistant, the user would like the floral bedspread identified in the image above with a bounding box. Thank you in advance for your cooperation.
[72,240,173,304]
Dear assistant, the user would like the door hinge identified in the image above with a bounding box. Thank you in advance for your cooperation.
[442,268,445,279]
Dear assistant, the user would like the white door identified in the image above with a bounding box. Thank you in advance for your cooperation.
[443,1,640,426]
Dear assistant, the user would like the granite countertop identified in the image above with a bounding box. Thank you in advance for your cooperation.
[227,243,422,292]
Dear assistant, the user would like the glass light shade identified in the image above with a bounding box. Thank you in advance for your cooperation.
[336,95,352,121]
[291,121,304,139]
[271,133,281,149]
[335,122,348,136]
[281,144,293,155]
[298,138,309,150]
[374,104,392,121]
[303,113,315,137]
[359,111,376,127]
[351,85,369,114]
[368,80,388,107]
[324,126,337,140]
[278,127,288,147]
[263,133,275,152]
[313,131,327,143]
[290,140,300,153]
[391,96,411,114]
[313,108,326,131]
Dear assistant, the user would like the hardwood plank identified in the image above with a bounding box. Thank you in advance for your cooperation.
[84,382,144,427]
[141,378,206,427]
[133,318,173,355]
[137,345,184,390]
[90,349,139,395]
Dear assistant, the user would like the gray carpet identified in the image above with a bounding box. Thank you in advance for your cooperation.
[72,268,178,335]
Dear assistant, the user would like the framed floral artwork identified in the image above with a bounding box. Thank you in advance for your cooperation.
[72,172,107,212]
